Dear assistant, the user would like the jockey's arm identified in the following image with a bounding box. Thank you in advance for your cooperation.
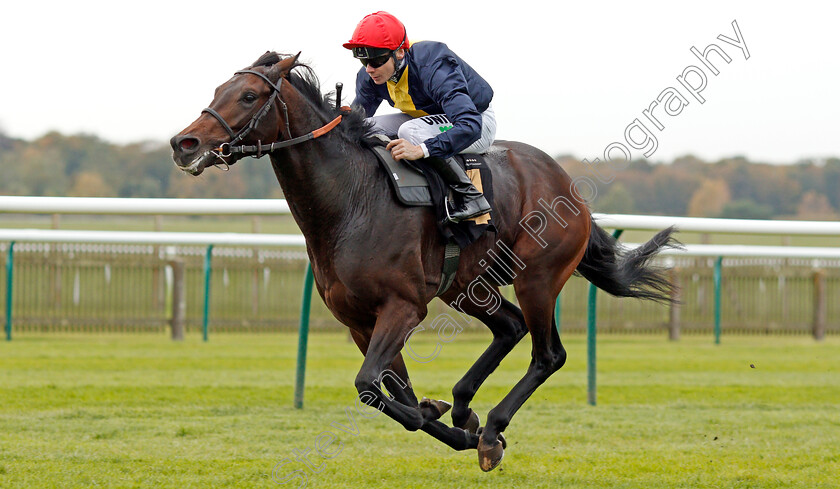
[422,58,484,159]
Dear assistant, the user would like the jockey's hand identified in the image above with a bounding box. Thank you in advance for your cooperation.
[386,139,424,161]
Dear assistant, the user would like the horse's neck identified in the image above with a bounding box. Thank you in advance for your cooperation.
[270,125,372,246]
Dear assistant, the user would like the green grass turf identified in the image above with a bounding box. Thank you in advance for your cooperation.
[1,332,838,488]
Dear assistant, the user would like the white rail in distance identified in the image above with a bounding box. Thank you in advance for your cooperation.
[593,213,840,236]
[0,229,305,247]
[0,229,838,259]
[0,196,290,215]
[2,197,840,236]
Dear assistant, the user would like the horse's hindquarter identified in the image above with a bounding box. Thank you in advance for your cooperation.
[501,140,589,253]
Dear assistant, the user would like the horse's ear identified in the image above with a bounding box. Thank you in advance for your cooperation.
[277,52,302,77]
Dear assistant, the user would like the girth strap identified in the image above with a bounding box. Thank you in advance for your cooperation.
[435,241,461,297]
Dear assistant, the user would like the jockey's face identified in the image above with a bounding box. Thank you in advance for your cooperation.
[365,49,405,85]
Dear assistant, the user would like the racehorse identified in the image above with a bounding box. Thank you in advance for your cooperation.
[171,52,678,471]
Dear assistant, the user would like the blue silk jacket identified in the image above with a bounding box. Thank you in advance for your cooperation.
[352,41,494,159]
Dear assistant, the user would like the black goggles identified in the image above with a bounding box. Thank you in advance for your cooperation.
[360,53,392,68]
[352,47,393,68]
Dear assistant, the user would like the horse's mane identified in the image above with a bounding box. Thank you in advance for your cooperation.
[249,51,370,144]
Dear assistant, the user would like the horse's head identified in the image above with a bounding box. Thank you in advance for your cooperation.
[171,52,300,175]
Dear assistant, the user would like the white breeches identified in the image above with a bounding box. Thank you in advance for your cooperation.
[366,105,496,155]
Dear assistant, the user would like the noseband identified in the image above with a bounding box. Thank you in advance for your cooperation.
[201,69,344,167]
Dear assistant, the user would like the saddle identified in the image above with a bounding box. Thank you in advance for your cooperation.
[364,136,495,244]
[363,136,497,295]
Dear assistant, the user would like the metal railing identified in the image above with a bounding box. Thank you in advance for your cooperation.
[3,197,840,407]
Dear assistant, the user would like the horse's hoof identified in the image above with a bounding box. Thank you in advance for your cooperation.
[419,397,452,422]
[477,437,505,472]
[455,408,480,434]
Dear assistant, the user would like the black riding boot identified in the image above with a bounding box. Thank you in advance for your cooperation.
[424,157,491,223]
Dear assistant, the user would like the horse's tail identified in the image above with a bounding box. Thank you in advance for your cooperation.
[575,219,681,303]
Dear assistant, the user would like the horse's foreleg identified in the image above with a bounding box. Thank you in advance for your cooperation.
[383,352,419,407]
[447,295,528,432]
[353,301,479,451]
[378,353,458,425]
[350,329,420,409]
[387,352,481,450]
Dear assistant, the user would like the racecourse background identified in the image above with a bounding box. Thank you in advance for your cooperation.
[1,242,838,336]
[2,202,839,488]
[1,208,838,337]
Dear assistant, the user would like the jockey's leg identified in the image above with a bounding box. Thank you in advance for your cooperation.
[420,157,491,223]
[364,112,413,139]
[365,108,496,223]
[395,106,496,154]
[395,107,497,223]
[397,107,496,222]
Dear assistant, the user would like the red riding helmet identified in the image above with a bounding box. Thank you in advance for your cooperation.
[343,11,409,58]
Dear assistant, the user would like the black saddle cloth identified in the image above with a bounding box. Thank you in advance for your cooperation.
[363,137,495,249]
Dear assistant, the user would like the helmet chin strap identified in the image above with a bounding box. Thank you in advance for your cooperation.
[389,52,405,83]
[389,29,408,82]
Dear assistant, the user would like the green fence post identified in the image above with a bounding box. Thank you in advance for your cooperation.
[554,295,561,335]
[587,229,623,406]
[713,256,723,345]
[202,245,214,342]
[5,242,14,342]
[294,262,315,409]
[586,281,598,406]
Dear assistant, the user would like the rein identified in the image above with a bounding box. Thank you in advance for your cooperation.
[218,113,343,158]
[201,69,345,166]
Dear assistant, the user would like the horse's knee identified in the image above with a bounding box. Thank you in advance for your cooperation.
[354,370,377,397]
[355,370,425,432]
[531,345,567,380]
[354,378,383,414]
[501,327,526,348]
[542,339,567,371]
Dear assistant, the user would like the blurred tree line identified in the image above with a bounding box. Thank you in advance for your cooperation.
[1,130,837,220]
[0,131,282,200]
[561,155,840,220]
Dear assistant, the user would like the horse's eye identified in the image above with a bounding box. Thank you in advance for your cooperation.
[242,92,258,104]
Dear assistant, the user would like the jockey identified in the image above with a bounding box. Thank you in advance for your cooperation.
[343,11,495,223]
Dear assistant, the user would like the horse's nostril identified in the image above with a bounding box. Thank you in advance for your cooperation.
[171,135,201,154]
[179,137,199,150]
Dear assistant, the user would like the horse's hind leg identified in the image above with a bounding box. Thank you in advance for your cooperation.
[477,260,581,471]
[445,294,528,433]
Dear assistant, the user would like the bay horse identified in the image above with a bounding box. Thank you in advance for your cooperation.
[171,52,678,471]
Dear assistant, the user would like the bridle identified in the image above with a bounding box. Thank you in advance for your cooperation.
[201,69,344,168]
